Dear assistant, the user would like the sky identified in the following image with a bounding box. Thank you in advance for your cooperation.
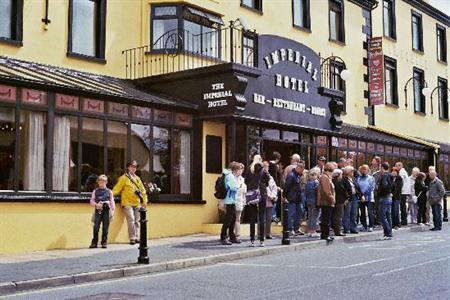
[428,0,450,14]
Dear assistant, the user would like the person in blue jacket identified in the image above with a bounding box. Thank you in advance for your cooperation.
[357,165,375,232]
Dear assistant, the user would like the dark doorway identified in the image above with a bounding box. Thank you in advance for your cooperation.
[262,139,301,168]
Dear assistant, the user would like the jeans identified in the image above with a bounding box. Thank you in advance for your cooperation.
[401,195,408,225]
[392,199,401,228]
[92,209,110,245]
[431,204,443,230]
[379,197,393,237]
[408,199,418,223]
[320,206,332,239]
[307,204,320,232]
[221,204,236,240]
[360,201,375,229]
[123,206,140,241]
[343,197,359,232]
[248,200,266,242]
[288,202,302,232]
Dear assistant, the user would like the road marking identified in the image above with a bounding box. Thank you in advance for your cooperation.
[372,256,450,277]
[219,262,275,267]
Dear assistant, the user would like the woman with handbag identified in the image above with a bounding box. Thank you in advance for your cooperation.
[245,155,270,247]
[112,160,148,245]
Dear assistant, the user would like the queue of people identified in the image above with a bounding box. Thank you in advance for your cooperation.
[218,152,447,245]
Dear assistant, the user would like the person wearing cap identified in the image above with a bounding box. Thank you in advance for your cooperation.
[315,156,327,174]
[112,160,148,245]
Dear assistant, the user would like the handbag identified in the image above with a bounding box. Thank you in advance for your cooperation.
[245,169,264,205]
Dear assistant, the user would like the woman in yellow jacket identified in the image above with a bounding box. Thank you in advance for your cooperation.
[112,160,148,245]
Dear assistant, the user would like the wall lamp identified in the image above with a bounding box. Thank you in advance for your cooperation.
[403,76,430,109]
[229,17,249,31]
[430,86,450,115]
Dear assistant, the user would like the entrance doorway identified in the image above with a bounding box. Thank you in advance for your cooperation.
[262,139,301,168]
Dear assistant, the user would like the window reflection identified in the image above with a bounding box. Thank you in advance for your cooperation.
[0,108,15,190]
[153,127,171,194]
[107,121,128,189]
[81,118,104,192]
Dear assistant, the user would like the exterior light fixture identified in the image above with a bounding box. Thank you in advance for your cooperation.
[403,76,429,109]
[340,69,351,81]
[429,85,450,115]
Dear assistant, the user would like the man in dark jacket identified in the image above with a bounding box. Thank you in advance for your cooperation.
[283,162,305,235]
[377,162,394,239]
[428,171,445,231]
[391,167,403,230]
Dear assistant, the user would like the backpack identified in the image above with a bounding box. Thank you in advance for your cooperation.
[214,174,227,200]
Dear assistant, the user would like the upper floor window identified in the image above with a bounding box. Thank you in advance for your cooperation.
[293,0,311,30]
[151,5,223,58]
[329,0,345,43]
[436,25,447,63]
[241,0,263,12]
[384,56,398,106]
[383,0,396,39]
[68,0,107,60]
[438,77,448,120]
[242,32,257,67]
[411,12,423,52]
[413,68,425,114]
[0,0,23,45]
[330,61,346,111]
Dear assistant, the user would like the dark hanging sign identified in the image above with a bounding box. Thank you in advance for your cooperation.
[368,37,384,106]
[243,35,331,130]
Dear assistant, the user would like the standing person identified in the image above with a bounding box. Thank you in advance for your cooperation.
[305,168,320,237]
[263,161,278,239]
[357,165,375,232]
[391,167,403,230]
[220,162,243,245]
[245,155,270,247]
[408,167,420,224]
[282,154,301,186]
[424,166,436,225]
[428,171,445,231]
[395,162,410,226]
[89,175,115,249]
[315,156,327,174]
[283,162,305,236]
[337,158,347,170]
[112,160,148,245]
[414,172,428,225]
[371,156,382,226]
[268,152,281,223]
[342,166,361,234]
[332,169,347,236]
[378,162,394,240]
[234,163,247,242]
[317,163,336,241]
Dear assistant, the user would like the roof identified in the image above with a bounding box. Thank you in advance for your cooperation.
[367,125,440,150]
[340,124,430,149]
[0,56,196,110]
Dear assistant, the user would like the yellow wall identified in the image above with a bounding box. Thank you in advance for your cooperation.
[372,1,450,142]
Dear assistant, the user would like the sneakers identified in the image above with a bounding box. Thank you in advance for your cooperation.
[259,241,265,247]
[383,236,393,240]
[294,231,304,236]
[368,227,373,232]
[249,240,255,247]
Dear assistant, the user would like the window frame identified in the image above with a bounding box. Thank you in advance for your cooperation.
[242,31,258,68]
[436,24,447,63]
[328,0,345,44]
[329,60,346,112]
[382,0,396,40]
[413,67,426,115]
[67,0,107,63]
[240,0,263,14]
[411,10,423,53]
[438,77,448,121]
[0,0,23,46]
[292,0,311,31]
[384,56,398,106]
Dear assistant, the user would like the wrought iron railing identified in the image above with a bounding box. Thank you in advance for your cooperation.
[122,26,256,80]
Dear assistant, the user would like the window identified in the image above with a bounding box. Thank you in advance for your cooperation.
[0,108,15,190]
[438,77,448,120]
[436,25,447,63]
[151,5,222,58]
[383,0,396,39]
[330,61,346,111]
[293,0,310,30]
[411,12,423,52]
[413,68,425,114]
[107,121,128,189]
[68,0,106,60]
[0,0,23,44]
[81,118,104,192]
[329,0,345,43]
[384,56,398,106]
[241,0,263,12]
[242,33,257,67]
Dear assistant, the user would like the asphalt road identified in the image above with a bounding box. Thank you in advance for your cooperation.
[4,225,450,300]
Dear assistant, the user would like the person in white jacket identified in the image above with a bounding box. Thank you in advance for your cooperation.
[395,162,410,226]
[234,163,247,241]
[408,167,420,224]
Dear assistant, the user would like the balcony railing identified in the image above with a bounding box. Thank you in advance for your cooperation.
[122,26,256,80]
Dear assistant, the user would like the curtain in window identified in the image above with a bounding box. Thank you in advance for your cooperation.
[53,116,71,191]
[179,130,191,194]
[23,112,45,191]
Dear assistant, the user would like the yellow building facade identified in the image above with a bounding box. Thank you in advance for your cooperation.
[0,0,448,253]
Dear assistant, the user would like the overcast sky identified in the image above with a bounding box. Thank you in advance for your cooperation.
[428,0,450,14]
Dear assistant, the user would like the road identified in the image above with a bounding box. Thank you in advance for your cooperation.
[4,225,450,300]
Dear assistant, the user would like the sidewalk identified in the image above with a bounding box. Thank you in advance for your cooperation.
[0,224,435,295]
